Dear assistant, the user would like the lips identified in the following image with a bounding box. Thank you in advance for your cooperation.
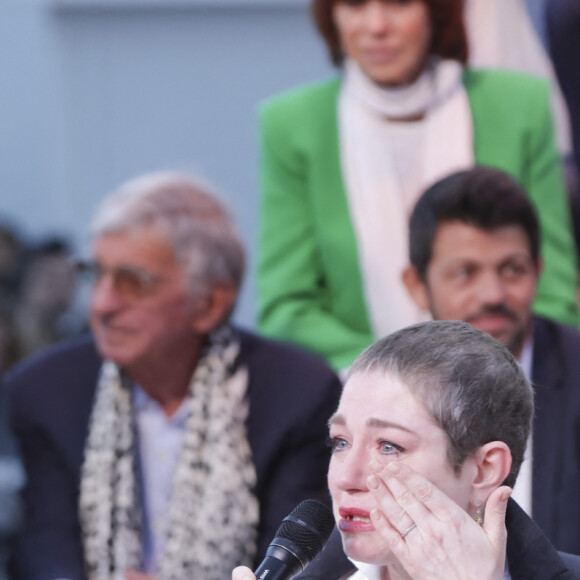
[94,318,138,335]
[362,47,398,63]
[468,313,515,336]
[338,507,375,533]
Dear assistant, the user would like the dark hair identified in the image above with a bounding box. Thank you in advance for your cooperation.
[311,0,468,67]
[409,166,540,280]
[349,320,533,487]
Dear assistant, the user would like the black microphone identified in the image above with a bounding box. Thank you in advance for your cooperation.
[253,499,335,580]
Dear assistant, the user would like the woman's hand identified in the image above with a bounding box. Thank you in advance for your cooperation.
[366,461,511,580]
[232,565,257,580]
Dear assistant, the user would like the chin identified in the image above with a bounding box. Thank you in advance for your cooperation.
[367,71,406,88]
[341,532,393,566]
[491,330,519,353]
[98,350,134,370]
[94,338,138,368]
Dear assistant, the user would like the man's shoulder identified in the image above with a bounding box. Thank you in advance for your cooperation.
[5,334,101,393]
[533,315,580,349]
[532,316,580,397]
[237,327,341,390]
[238,327,337,371]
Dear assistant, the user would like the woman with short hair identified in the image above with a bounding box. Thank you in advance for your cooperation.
[233,321,580,579]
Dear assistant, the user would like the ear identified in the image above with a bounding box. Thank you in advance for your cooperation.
[470,441,512,504]
[190,282,238,335]
[402,265,430,310]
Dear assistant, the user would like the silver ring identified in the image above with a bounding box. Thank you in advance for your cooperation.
[400,523,417,539]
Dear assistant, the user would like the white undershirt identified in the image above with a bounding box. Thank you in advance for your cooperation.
[510,336,534,517]
[133,385,190,574]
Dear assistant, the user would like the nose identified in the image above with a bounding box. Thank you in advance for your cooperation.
[89,273,125,316]
[363,1,392,35]
[476,272,507,306]
[332,446,371,493]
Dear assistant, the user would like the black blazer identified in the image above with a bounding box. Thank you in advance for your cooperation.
[531,316,580,555]
[6,328,342,580]
[296,500,580,580]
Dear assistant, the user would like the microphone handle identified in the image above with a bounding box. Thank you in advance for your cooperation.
[254,544,303,580]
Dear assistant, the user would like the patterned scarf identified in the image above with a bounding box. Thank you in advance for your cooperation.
[79,325,259,580]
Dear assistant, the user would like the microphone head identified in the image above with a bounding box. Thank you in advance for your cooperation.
[274,499,335,562]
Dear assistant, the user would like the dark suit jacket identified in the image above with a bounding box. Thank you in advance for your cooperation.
[296,500,580,580]
[547,0,580,175]
[6,328,342,580]
[531,316,580,554]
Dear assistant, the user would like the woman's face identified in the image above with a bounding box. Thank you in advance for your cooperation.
[327,370,476,565]
[333,0,432,87]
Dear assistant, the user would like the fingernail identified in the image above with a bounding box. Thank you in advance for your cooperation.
[369,461,383,473]
[367,474,380,490]
[502,488,512,502]
[386,462,400,475]
[370,508,382,521]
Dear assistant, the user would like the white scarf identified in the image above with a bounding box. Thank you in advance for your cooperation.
[339,58,474,338]
[79,325,259,580]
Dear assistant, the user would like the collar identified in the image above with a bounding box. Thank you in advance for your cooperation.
[518,333,534,382]
[131,383,190,426]
[343,56,464,119]
[506,499,570,579]
[347,559,381,580]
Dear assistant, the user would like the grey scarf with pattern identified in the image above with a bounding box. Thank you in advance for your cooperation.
[79,325,259,580]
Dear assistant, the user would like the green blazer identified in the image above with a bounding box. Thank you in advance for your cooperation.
[258,69,579,371]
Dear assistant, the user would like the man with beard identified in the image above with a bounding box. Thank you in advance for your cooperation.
[402,165,580,555]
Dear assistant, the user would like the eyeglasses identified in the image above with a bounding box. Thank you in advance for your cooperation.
[75,260,165,302]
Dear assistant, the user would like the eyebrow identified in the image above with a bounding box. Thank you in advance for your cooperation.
[328,413,414,434]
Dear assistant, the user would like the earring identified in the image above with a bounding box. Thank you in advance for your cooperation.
[473,500,484,526]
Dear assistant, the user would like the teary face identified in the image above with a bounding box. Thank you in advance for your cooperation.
[327,370,476,566]
[333,0,432,87]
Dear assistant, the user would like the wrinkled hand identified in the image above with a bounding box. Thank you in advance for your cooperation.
[232,565,256,580]
[366,462,510,580]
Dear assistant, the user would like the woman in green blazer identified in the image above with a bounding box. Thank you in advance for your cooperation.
[258,0,578,372]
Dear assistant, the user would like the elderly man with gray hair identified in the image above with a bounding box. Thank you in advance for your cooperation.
[5,172,341,580]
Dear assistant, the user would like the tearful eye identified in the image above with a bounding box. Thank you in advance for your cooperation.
[327,436,349,453]
[379,441,403,455]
